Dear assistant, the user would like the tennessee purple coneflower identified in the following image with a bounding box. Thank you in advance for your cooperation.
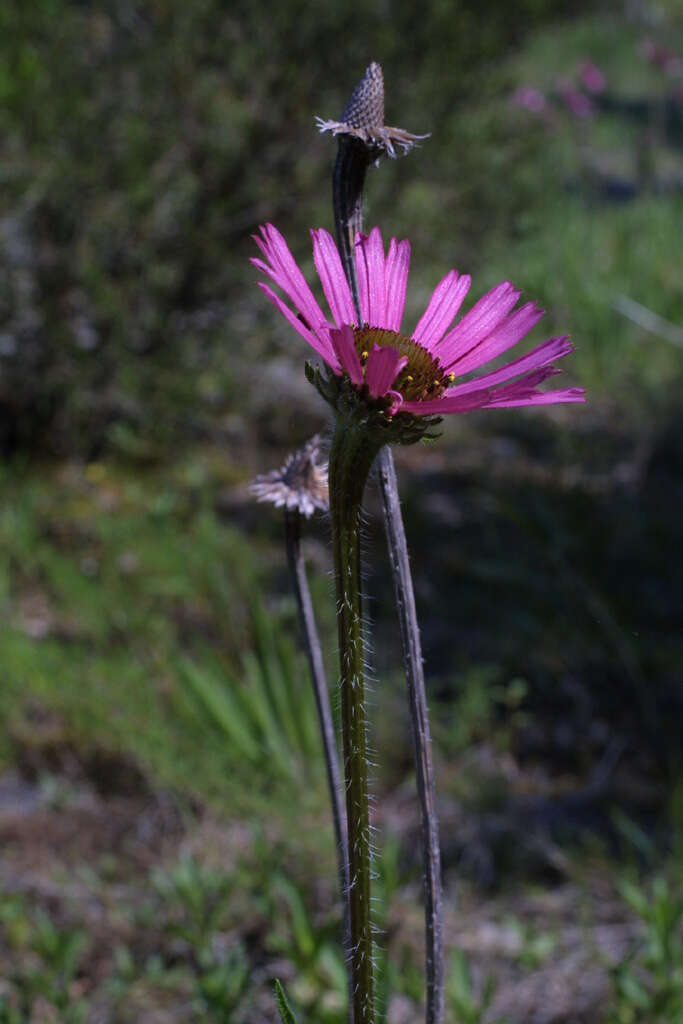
[252,223,584,426]
[254,222,584,1024]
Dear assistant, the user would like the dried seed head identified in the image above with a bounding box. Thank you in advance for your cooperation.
[315,61,430,159]
[340,61,385,132]
[250,435,329,518]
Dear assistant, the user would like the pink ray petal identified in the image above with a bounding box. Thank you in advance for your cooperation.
[413,270,472,352]
[311,228,356,327]
[481,366,562,402]
[446,336,574,396]
[254,225,328,339]
[401,388,493,415]
[384,238,411,331]
[355,227,386,326]
[365,345,408,398]
[474,366,585,408]
[386,389,404,415]
[452,368,562,410]
[251,254,331,341]
[330,325,363,385]
[253,223,585,421]
[436,281,521,366]
[250,255,297,294]
[443,302,546,376]
[257,282,338,368]
[482,387,586,408]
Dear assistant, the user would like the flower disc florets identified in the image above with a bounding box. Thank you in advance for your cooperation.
[251,223,585,424]
[354,326,450,405]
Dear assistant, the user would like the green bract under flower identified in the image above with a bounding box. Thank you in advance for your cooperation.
[305,362,443,448]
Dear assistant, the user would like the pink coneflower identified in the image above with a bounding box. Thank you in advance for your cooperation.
[252,224,584,419]
[510,85,548,114]
[641,39,682,77]
[250,435,329,517]
[578,61,607,95]
[558,81,594,119]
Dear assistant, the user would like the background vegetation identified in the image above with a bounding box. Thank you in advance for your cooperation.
[0,0,682,1020]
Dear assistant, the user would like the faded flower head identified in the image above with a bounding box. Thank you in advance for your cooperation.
[250,435,328,518]
[252,224,584,432]
[315,61,429,159]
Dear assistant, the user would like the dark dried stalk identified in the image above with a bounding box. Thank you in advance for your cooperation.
[376,449,443,1024]
[325,63,444,1024]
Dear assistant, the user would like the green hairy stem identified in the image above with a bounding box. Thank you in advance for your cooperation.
[328,414,382,1024]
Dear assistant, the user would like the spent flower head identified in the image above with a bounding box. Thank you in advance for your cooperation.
[315,61,429,160]
[250,435,328,517]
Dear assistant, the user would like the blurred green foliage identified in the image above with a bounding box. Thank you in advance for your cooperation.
[0,0,597,456]
[0,853,338,1021]
[179,597,325,783]
[0,888,90,1022]
[606,812,683,1023]
[447,948,504,1024]
[609,875,683,1022]
[0,456,329,807]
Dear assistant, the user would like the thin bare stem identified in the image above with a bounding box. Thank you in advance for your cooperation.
[376,450,444,1024]
[327,62,445,1024]
[284,509,350,929]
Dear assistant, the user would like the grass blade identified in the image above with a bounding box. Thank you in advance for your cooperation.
[274,979,298,1023]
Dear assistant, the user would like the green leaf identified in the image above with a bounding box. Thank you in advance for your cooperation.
[179,659,260,762]
[274,979,298,1023]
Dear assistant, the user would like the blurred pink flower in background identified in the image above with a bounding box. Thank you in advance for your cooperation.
[510,85,548,114]
[252,224,584,417]
[578,61,606,94]
[641,39,682,77]
[558,81,594,119]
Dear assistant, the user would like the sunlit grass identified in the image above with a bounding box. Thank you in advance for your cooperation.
[0,460,329,810]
